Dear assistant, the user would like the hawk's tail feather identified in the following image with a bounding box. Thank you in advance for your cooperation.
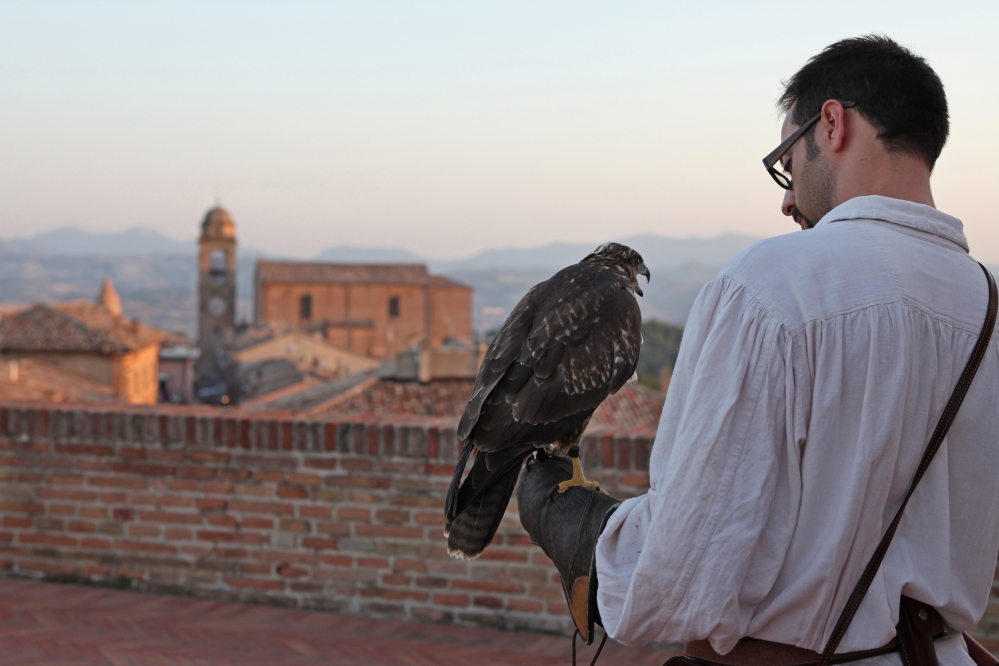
[446,460,523,560]
[445,440,475,524]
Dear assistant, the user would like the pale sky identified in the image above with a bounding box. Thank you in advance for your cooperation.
[1,1,996,261]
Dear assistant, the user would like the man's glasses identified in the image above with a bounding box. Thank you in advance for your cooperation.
[762,101,856,190]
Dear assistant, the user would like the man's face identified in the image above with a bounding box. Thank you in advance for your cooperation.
[779,107,837,230]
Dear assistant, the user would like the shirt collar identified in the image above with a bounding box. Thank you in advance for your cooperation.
[814,195,968,253]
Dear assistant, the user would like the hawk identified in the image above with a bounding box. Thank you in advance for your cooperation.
[445,243,649,559]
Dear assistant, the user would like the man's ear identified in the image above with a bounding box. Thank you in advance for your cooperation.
[819,99,849,154]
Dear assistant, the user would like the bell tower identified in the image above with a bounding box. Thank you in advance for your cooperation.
[195,206,237,395]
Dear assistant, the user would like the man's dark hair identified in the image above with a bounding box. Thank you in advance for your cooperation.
[779,35,949,169]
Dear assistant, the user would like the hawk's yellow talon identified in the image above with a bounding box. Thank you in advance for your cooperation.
[556,456,606,494]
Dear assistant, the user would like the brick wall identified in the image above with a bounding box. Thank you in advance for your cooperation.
[2,402,998,648]
[0,403,652,636]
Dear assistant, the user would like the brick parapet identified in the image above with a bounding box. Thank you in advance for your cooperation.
[0,402,651,635]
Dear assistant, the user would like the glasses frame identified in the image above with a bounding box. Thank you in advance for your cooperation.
[763,101,856,190]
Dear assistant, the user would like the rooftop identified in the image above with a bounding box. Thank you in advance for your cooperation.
[0,302,169,354]
[256,260,469,289]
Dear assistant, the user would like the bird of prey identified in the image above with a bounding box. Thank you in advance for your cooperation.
[445,242,649,559]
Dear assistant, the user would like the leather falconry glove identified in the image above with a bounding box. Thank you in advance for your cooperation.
[517,452,620,645]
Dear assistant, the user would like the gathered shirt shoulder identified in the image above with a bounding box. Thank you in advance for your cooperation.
[595,196,999,666]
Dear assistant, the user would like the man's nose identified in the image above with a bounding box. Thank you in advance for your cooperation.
[781,188,795,217]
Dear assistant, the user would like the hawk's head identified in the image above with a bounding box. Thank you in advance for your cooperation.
[583,243,651,296]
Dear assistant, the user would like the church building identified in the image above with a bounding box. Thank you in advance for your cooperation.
[253,261,472,361]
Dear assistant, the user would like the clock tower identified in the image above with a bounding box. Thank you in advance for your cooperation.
[195,206,237,396]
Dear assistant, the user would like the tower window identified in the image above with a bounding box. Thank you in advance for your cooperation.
[388,296,400,318]
[209,250,227,284]
[300,294,312,321]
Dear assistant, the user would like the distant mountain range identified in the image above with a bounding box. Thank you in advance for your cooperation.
[8,225,766,270]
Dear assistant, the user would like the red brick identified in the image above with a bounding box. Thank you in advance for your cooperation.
[196,498,226,511]
[112,508,134,521]
[394,558,427,573]
[278,519,309,533]
[375,509,408,523]
[206,514,238,528]
[315,522,350,536]
[165,527,193,540]
[304,457,337,469]
[324,475,388,489]
[81,564,111,576]
[109,462,174,476]
[55,444,114,456]
[36,488,97,501]
[2,516,31,528]
[168,479,201,492]
[0,502,43,514]
[178,466,216,479]
[224,577,284,591]
[242,517,273,529]
[67,521,96,533]
[337,507,370,521]
[424,464,453,476]
[228,500,294,515]
[453,579,525,594]
[316,556,352,570]
[202,482,233,495]
[298,505,331,518]
[433,593,469,607]
[289,472,320,486]
[473,596,504,609]
[507,599,544,613]
[130,493,159,506]
[197,531,264,544]
[276,486,307,499]
[75,460,109,472]
[357,557,389,569]
[88,477,147,490]
[236,484,272,497]
[49,504,76,516]
[359,588,428,602]
[127,525,160,537]
[277,564,308,578]
[190,450,230,463]
[119,447,147,460]
[49,474,84,485]
[19,533,77,547]
[301,537,338,549]
[381,573,410,585]
[100,492,127,504]
[162,496,193,507]
[340,458,373,472]
[81,537,111,550]
[252,550,317,565]
[355,525,423,539]
[79,507,107,519]
[218,469,251,482]
[139,511,202,524]
[150,450,185,462]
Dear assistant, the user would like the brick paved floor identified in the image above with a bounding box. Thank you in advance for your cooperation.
[0,579,679,665]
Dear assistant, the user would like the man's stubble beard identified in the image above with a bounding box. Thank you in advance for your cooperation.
[794,135,838,229]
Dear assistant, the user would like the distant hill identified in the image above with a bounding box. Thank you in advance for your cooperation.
[18,226,195,256]
[315,246,423,263]
[431,233,766,273]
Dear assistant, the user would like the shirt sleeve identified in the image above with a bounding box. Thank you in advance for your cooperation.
[595,275,809,650]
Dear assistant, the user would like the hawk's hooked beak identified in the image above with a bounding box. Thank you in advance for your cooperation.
[635,263,650,297]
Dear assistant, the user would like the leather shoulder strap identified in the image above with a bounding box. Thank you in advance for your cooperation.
[817,263,998,666]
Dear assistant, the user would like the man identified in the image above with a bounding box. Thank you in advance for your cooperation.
[518,35,999,666]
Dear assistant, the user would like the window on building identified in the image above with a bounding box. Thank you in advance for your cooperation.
[300,294,312,321]
[209,250,227,284]
[388,296,400,318]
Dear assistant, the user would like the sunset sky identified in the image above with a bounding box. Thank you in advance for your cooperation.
[1,1,996,261]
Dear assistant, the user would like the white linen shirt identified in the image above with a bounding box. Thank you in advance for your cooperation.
[595,196,999,666]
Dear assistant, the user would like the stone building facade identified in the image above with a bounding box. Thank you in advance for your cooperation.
[253,262,472,361]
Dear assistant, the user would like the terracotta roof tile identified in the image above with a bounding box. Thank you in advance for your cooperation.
[0,303,167,354]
